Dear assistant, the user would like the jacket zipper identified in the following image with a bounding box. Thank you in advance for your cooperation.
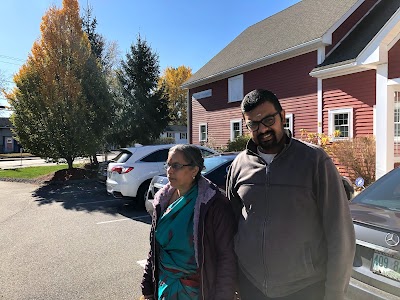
[201,210,205,300]
[263,167,271,294]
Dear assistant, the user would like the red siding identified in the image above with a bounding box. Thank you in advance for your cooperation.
[326,0,378,54]
[189,52,318,146]
[323,70,376,136]
[388,39,400,79]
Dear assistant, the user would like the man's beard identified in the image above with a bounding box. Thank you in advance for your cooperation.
[256,131,284,153]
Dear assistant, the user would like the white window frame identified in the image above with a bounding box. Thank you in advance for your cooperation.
[166,132,174,138]
[228,74,243,102]
[284,113,293,133]
[230,119,242,141]
[328,108,353,140]
[199,123,207,142]
[180,132,187,140]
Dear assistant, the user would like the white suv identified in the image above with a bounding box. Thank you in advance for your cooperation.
[106,144,218,206]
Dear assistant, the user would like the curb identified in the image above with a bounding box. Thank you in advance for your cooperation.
[0,177,98,185]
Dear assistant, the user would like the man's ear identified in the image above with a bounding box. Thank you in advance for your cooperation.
[280,109,285,122]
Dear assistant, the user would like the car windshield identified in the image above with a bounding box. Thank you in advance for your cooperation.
[352,168,400,212]
[202,156,233,175]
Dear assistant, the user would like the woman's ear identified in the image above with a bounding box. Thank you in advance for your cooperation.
[193,166,200,178]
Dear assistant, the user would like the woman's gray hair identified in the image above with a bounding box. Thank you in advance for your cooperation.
[169,144,204,181]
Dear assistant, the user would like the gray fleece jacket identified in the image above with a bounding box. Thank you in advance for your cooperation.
[226,133,355,300]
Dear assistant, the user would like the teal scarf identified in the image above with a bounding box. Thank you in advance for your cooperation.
[155,184,199,300]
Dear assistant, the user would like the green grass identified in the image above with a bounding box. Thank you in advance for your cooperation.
[0,165,69,179]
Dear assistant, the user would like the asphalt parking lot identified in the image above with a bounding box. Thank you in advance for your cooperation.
[0,180,151,300]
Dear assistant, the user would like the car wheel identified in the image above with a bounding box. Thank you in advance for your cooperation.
[136,180,151,210]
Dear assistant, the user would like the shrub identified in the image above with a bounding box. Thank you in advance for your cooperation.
[300,129,375,187]
[225,135,250,152]
[152,137,175,145]
[329,136,376,186]
[200,137,222,153]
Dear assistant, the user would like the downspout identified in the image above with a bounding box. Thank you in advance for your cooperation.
[317,47,325,139]
[186,89,191,144]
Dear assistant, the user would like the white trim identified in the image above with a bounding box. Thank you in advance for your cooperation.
[228,74,243,102]
[317,47,325,135]
[375,64,394,179]
[322,0,365,46]
[230,119,242,141]
[388,78,400,85]
[311,5,400,80]
[182,39,324,89]
[325,0,380,57]
[192,89,212,100]
[357,8,400,65]
[284,113,293,133]
[328,108,353,140]
[373,105,376,137]
[199,123,207,142]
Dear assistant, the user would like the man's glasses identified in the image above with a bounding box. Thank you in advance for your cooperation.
[246,111,280,132]
[164,162,193,170]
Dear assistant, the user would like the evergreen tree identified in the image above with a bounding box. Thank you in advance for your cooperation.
[115,35,169,146]
[81,5,113,164]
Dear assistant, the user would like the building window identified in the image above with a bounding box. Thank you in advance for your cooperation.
[199,123,207,142]
[180,132,187,140]
[166,132,174,138]
[228,74,243,102]
[283,113,293,134]
[230,119,242,141]
[328,108,353,139]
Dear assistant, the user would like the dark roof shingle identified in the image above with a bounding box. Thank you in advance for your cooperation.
[184,0,360,87]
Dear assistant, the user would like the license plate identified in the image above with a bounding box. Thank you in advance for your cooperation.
[372,251,400,282]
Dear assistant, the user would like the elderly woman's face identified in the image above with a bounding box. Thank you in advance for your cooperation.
[166,150,198,190]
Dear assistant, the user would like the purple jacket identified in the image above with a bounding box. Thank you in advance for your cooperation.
[141,176,237,300]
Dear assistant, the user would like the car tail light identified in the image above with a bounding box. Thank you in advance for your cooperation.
[111,166,134,174]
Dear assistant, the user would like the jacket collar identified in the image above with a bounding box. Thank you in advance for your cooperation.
[153,176,216,212]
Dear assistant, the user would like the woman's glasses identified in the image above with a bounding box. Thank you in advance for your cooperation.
[164,162,193,170]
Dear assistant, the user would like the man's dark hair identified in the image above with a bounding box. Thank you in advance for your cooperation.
[241,89,282,113]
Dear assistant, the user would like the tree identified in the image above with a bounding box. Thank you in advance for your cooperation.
[81,5,115,164]
[115,35,169,146]
[159,66,192,125]
[4,0,111,169]
[0,70,5,91]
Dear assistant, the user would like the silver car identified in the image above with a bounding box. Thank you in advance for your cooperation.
[347,167,400,299]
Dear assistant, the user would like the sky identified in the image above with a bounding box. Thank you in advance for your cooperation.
[0,0,301,112]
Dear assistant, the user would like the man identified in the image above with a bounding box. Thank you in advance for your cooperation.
[226,89,355,300]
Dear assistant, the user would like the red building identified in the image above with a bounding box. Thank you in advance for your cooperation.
[182,0,400,179]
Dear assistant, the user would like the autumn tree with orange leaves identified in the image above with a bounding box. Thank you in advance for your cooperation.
[159,66,192,125]
[5,0,112,169]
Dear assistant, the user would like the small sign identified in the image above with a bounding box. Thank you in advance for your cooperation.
[355,177,365,187]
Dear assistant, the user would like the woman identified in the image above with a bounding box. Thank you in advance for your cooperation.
[141,144,237,300]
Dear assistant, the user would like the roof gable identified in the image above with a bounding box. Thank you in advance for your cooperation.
[319,0,400,68]
[184,0,361,88]
[311,0,400,78]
